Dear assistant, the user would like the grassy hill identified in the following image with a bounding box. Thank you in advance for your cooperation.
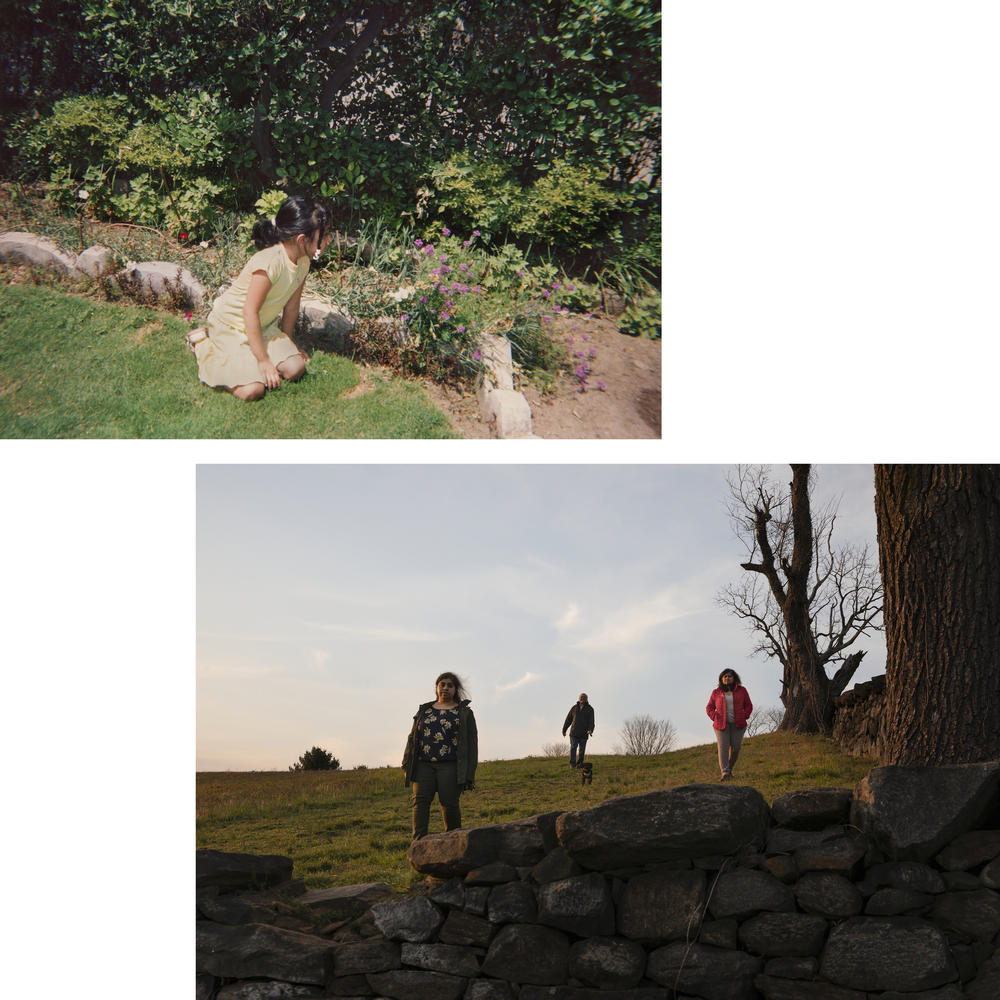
[196,733,876,892]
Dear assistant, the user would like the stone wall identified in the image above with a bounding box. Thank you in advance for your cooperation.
[832,675,888,758]
[196,762,1000,999]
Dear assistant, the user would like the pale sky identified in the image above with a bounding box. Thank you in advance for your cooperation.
[196,464,886,770]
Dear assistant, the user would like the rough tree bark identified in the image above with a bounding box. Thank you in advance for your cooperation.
[875,464,1000,764]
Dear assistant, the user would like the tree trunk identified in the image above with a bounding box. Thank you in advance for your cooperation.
[875,465,1000,764]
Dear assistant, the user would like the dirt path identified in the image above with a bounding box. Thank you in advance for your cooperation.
[419,312,661,439]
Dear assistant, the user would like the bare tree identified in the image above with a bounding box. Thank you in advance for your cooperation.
[744,705,785,739]
[718,465,883,734]
[615,715,677,755]
[540,740,570,758]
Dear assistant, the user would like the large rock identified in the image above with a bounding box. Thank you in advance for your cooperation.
[929,888,1000,940]
[487,881,538,924]
[215,985,326,999]
[567,936,647,990]
[819,916,957,991]
[330,937,401,976]
[0,231,77,276]
[851,762,1000,861]
[535,873,615,936]
[556,784,770,870]
[616,866,707,943]
[793,872,864,919]
[480,924,571,984]
[299,294,355,352]
[75,244,115,278]
[196,850,294,892]
[935,829,1000,871]
[753,975,866,1000]
[407,816,549,877]
[370,895,444,942]
[300,882,393,919]
[400,942,481,977]
[770,788,853,830]
[120,259,207,307]
[707,868,795,920]
[646,941,762,1000]
[365,968,466,1000]
[195,921,335,986]
[737,912,829,957]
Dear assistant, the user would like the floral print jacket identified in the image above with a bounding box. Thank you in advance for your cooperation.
[402,699,478,788]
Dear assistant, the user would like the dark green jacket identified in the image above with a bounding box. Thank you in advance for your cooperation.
[402,699,478,788]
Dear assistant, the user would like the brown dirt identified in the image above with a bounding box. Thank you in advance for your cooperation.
[417,312,661,439]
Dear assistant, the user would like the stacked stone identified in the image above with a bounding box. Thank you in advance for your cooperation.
[196,763,1000,999]
[831,674,887,758]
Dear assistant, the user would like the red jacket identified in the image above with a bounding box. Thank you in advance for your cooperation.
[706,685,753,730]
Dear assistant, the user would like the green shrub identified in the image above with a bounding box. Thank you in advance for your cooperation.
[24,95,132,175]
[428,154,520,242]
[618,289,661,339]
[514,161,620,253]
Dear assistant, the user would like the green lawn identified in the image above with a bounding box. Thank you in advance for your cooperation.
[0,284,458,438]
[196,733,876,892]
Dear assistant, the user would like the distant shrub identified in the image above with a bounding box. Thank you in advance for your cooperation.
[289,747,341,771]
[618,289,661,339]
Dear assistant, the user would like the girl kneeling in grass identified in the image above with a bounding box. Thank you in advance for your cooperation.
[187,195,331,401]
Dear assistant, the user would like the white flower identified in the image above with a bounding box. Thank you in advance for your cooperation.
[199,241,209,249]
[78,189,89,200]
[388,285,415,303]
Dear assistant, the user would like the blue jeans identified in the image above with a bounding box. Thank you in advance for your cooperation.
[569,735,588,767]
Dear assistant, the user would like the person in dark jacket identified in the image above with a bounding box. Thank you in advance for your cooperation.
[706,668,753,781]
[402,672,478,840]
[562,692,595,768]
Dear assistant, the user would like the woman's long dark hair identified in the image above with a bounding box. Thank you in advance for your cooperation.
[718,668,742,689]
[436,671,468,703]
[251,195,330,250]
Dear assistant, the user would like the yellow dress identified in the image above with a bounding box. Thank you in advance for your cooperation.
[195,243,310,387]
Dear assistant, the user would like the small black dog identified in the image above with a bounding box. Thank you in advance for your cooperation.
[579,761,593,785]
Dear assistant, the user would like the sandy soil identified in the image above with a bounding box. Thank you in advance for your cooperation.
[418,312,661,439]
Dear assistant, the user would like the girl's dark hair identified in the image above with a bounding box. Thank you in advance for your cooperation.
[718,668,742,687]
[436,672,468,702]
[251,195,330,250]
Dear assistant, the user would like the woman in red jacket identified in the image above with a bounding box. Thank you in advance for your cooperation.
[706,668,753,781]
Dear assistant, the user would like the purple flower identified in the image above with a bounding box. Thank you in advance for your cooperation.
[441,265,452,274]
[451,282,462,291]
[582,334,590,341]
[597,380,606,391]
[424,245,435,255]
[400,313,409,323]
[552,281,561,290]
[567,283,576,291]
[420,296,427,303]
[472,229,481,237]
[576,351,585,359]
[459,263,469,272]
[542,289,551,298]
[471,286,482,294]
[430,268,441,276]
[440,312,451,321]
[462,240,471,247]
[442,227,451,237]
[414,238,424,247]
[542,316,553,322]
[473,349,482,360]
[439,254,448,262]
[456,325,466,333]
[588,348,597,358]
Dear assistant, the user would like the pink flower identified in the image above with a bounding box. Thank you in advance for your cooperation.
[442,227,451,237]
[414,238,424,247]
[597,380,606,391]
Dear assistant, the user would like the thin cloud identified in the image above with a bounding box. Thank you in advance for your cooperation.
[555,603,581,630]
[496,672,542,696]
[572,591,700,651]
[307,622,467,643]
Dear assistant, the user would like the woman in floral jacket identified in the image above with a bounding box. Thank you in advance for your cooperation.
[402,672,478,840]
[706,668,753,781]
